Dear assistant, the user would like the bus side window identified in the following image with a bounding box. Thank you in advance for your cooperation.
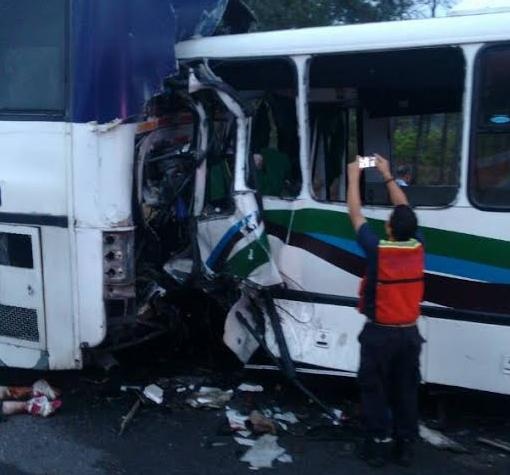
[211,58,302,198]
[388,112,462,203]
[470,45,510,209]
[309,48,464,207]
[310,106,358,202]
[203,104,236,215]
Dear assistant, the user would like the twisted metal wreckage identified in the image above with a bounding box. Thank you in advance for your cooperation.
[133,63,339,418]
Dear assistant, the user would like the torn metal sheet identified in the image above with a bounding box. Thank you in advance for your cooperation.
[223,294,261,363]
[197,194,282,287]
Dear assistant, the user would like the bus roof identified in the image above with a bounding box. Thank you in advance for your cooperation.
[175,11,510,60]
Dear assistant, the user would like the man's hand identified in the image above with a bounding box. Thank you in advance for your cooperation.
[374,153,392,180]
[348,157,362,183]
[373,153,409,206]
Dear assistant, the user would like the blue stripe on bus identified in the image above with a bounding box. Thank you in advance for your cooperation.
[206,214,256,269]
[305,232,510,285]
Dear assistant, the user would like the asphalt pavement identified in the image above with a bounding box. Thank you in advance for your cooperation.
[0,341,507,475]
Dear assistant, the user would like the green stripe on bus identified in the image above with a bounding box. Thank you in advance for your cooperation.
[225,234,272,279]
[264,208,510,269]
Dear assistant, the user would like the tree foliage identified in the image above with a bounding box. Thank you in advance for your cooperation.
[243,0,457,31]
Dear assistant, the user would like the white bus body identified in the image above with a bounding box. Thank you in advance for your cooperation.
[1,4,509,397]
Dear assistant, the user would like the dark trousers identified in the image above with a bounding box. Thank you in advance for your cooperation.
[358,322,423,440]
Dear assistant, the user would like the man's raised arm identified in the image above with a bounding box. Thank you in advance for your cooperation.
[374,154,409,206]
[347,158,366,232]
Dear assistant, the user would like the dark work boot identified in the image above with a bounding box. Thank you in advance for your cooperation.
[393,438,414,467]
[358,438,391,468]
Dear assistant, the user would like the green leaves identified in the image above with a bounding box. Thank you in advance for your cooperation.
[242,0,457,31]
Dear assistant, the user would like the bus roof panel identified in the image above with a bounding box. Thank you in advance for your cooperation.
[175,12,510,60]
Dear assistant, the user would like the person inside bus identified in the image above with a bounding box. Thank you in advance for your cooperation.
[395,165,412,187]
[347,154,425,468]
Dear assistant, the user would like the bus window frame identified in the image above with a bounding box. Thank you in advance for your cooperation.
[306,49,463,210]
[0,0,70,122]
[468,42,510,212]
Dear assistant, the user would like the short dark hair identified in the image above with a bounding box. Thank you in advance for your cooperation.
[390,205,418,241]
[396,165,411,178]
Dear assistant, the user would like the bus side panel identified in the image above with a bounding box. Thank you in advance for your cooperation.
[426,319,510,394]
[71,123,137,349]
[71,123,136,228]
[42,227,77,370]
[0,122,67,216]
[75,229,106,349]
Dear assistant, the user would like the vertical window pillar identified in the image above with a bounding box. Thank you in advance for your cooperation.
[293,55,312,199]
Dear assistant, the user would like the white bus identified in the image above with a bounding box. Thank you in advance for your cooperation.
[163,9,510,395]
[2,1,510,397]
[0,0,223,370]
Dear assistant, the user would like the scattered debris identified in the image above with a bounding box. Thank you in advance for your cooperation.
[120,385,143,393]
[119,399,142,436]
[237,383,264,393]
[419,424,467,453]
[249,410,277,435]
[32,380,61,400]
[477,437,510,454]
[143,384,164,405]
[277,453,293,463]
[226,408,250,432]
[186,387,233,409]
[274,411,299,425]
[27,396,62,417]
[234,436,256,447]
[176,387,187,393]
[240,434,288,469]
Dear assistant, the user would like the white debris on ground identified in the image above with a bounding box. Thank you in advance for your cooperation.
[240,434,288,469]
[274,412,299,425]
[237,383,264,393]
[143,384,164,404]
[419,424,467,453]
[225,404,298,466]
[234,437,256,447]
[226,408,250,433]
[186,387,233,409]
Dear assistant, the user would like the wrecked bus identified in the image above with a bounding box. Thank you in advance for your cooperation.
[0,0,229,369]
[145,10,510,395]
[1,1,510,396]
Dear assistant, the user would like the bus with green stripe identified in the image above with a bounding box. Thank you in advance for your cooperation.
[139,7,510,394]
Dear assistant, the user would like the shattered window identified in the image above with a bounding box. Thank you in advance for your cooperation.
[310,106,358,202]
[203,100,236,214]
[390,113,462,187]
[211,58,301,198]
[470,45,510,209]
[0,0,66,114]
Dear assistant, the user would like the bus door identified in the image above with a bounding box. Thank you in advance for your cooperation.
[0,225,46,354]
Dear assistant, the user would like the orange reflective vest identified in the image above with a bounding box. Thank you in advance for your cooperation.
[358,239,424,325]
